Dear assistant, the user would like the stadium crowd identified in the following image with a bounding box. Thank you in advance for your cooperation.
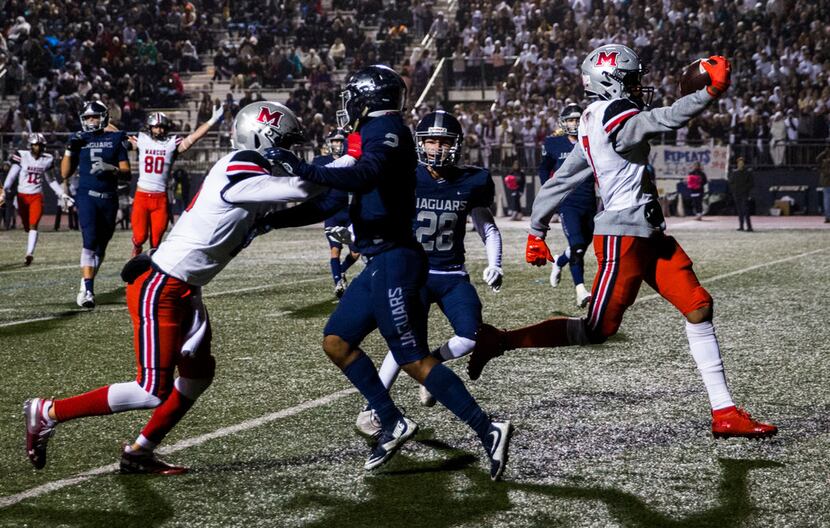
[430,0,830,168]
[2,0,830,164]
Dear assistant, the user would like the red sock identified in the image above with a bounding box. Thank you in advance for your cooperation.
[53,386,111,422]
[505,318,571,349]
[712,405,737,417]
[140,388,195,445]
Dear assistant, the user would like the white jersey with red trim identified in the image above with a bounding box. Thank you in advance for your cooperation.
[136,132,182,192]
[529,89,714,239]
[578,98,649,213]
[7,150,55,194]
[151,149,330,286]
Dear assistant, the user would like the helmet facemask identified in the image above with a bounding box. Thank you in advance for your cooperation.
[327,138,345,157]
[336,89,355,130]
[416,133,462,168]
[81,113,104,132]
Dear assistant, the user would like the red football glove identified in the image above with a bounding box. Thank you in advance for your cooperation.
[701,56,731,97]
[347,132,362,159]
[526,234,554,266]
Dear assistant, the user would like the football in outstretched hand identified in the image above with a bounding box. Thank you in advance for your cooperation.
[678,58,716,96]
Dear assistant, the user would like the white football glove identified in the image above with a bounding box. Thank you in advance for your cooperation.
[482,266,504,292]
[91,160,118,174]
[208,103,225,125]
[325,225,354,246]
[59,193,75,212]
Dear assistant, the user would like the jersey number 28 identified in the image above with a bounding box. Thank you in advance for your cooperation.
[416,210,457,251]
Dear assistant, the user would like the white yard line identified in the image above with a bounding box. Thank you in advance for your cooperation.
[0,276,328,328]
[0,264,78,275]
[0,388,357,509]
[2,246,827,508]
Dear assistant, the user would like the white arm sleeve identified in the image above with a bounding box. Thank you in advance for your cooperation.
[47,178,65,197]
[3,164,20,191]
[471,206,502,268]
[221,174,325,204]
[326,154,357,168]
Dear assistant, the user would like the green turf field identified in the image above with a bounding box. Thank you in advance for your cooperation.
[1,223,828,527]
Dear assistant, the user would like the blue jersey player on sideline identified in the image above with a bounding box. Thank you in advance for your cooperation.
[538,104,596,308]
[61,100,131,308]
[264,65,513,480]
[354,110,505,428]
[315,128,361,298]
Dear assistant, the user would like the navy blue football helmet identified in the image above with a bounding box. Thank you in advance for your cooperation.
[415,111,464,167]
[80,100,110,132]
[558,104,583,136]
[325,128,347,157]
[336,65,407,130]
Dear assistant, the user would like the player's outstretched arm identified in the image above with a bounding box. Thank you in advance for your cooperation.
[529,147,592,238]
[257,188,348,230]
[178,104,224,153]
[614,89,715,153]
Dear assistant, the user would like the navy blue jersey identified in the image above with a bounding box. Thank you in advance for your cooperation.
[67,130,129,194]
[539,135,595,213]
[414,165,494,270]
[313,154,350,226]
[301,113,418,256]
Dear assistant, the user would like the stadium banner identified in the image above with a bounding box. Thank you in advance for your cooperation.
[649,143,730,180]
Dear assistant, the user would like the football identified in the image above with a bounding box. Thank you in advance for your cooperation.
[678,58,715,96]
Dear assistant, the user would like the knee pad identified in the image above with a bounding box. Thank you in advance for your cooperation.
[80,248,96,268]
[443,335,476,359]
[570,244,587,268]
[174,376,213,400]
[107,381,162,412]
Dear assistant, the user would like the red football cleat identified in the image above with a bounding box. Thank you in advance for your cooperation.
[712,406,778,439]
[467,324,507,381]
[120,447,188,475]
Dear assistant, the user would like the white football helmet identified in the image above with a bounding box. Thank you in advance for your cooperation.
[581,44,653,105]
[231,102,305,154]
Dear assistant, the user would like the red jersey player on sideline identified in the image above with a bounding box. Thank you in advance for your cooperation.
[127,104,224,257]
[23,102,355,474]
[467,45,777,440]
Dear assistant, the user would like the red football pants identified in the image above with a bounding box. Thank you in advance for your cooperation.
[131,190,169,248]
[587,234,712,340]
[127,268,214,399]
[18,193,43,231]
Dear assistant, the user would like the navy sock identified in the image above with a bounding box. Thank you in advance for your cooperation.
[570,262,585,285]
[329,258,341,285]
[556,253,569,267]
[341,253,358,274]
[83,278,94,294]
[342,354,402,429]
[423,363,491,440]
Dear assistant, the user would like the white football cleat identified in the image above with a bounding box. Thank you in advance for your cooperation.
[549,259,562,288]
[419,384,436,407]
[77,289,95,309]
[365,416,418,471]
[355,406,381,437]
[575,283,591,308]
